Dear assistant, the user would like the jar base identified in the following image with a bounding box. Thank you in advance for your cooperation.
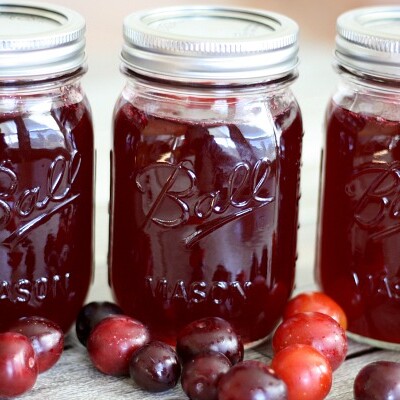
[347,331,400,351]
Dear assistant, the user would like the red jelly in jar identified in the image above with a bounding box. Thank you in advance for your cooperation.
[0,3,94,332]
[316,6,400,348]
[110,6,303,346]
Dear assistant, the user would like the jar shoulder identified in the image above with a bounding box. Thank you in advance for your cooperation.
[114,80,301,128]
[0,79,90,116]
[330,78,400,122]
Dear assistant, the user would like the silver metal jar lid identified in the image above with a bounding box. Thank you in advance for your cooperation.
[121,5,299,85]
[336,6,400,80]
[0,1,86,80]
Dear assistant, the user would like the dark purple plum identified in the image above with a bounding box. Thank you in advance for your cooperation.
[129,341,181,392]
[177,317,243,365]
[181,351,232,400]
[354,361,400,400]
[218,360,288,400]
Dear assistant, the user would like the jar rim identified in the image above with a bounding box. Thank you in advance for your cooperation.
[0,0,86,79]
[121,5,299,85]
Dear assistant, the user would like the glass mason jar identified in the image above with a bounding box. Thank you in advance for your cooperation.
[0,2,94,332]
[316,6,400,349]
[110,6,303,346]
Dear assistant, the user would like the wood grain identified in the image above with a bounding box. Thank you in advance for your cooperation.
[12,331,400,400]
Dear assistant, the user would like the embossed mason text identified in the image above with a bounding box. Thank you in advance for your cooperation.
[144,276,251,305]
[0,272,71,303]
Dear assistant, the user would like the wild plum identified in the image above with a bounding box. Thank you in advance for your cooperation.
[129,341,181,392]
[218,359,287,400]
[8,316,64,373]
[181,351,231,400]
[354,361,400,400]
[0,332,38,398]
[87,315,149,376]
[177,317,243,365]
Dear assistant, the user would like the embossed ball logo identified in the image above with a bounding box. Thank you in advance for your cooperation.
[346,162,400,241]
[135,158,274,248]
[0,151,81,248]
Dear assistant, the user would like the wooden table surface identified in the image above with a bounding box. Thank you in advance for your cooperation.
[13,316,400,400]
[11,194,400,400]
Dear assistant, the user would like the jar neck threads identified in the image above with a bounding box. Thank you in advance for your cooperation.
[335,6,400,81]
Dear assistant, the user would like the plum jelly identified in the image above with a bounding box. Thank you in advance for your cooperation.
[110,93,302,344]
[0,98,94,332]
[316,101,400,345]
[316,6,400,347]
[110,6,303,345]
[0,3,94,332]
